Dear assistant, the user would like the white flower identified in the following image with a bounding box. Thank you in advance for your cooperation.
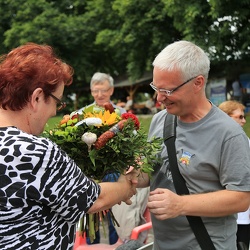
[74,120,84,126]
[75,117,102,127]
[81,132,97,151]
[132,130,137,135]
[84,117,102,126]
[70,110,82,118]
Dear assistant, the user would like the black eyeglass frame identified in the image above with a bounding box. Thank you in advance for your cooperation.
[230,114,246,120]
[48,93,66,111]
[150,76,198,96]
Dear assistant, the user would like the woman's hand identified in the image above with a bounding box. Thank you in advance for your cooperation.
[88,173,138,213]
[117,172,138,204]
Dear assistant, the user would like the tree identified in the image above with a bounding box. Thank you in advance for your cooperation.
[0,0,180,82]
[161,0,250,76]
[94,0,181,80]
[0,0,249,104]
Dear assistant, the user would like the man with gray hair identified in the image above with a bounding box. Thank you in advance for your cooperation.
[78,72,125,114]
[135,40,250,250]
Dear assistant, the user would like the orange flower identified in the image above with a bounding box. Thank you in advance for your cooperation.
[60,114,70,125]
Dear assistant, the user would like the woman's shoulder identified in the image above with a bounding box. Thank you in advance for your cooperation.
[1,126,58,150]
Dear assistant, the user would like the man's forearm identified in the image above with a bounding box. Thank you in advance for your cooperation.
[148,188,250,220]
[180,190,250,217]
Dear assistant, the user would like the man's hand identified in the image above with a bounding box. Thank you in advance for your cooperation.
[148,188,183,220]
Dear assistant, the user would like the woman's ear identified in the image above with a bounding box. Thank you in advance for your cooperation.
[30,88,43,110]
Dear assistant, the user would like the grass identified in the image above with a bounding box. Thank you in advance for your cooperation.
[45,116,63,130]
[45,114,250,137]
[244,114,250,137]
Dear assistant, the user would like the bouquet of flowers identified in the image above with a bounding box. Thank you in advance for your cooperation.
[43,102,162,242]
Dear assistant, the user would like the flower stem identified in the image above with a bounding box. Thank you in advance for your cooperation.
[88,214,95,243]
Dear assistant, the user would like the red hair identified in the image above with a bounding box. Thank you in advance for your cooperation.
[0,43,74,110]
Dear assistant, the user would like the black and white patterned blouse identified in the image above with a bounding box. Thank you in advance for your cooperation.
[0,127,100,250]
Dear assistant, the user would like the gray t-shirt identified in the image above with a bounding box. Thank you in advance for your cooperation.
[148,104,250,250]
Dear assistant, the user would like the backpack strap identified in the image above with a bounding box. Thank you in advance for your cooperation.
[163,113,216,250]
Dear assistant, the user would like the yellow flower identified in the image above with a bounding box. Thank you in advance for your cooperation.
[84,110,120,126]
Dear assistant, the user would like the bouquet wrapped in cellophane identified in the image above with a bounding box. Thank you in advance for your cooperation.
[43,102,162,242]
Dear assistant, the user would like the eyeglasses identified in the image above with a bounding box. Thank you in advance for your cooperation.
[49,93,66,111]
[230,115,246,120]
[91,88,111,95]
[150,76,198,96]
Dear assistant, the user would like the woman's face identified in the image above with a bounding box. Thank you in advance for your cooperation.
[32,84,65,135]
[230,108,246,127]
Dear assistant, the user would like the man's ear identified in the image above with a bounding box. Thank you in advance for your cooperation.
[194,76,205,92]
[110,87,114,95]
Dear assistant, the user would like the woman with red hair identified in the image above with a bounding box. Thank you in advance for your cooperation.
[0,43,136,250]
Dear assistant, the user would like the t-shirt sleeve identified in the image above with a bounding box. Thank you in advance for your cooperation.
[220,133,250,191]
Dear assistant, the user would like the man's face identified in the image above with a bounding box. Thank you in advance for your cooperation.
[91,80,114,107]
[152,68,192,115]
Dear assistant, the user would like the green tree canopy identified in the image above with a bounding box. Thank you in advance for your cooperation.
[0,0,249,101]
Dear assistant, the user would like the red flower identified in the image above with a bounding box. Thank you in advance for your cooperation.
[121,113,140,130]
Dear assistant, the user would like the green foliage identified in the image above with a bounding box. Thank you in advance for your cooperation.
[0,0,249,92]
[96,0,180,80]
[162,0,250,63]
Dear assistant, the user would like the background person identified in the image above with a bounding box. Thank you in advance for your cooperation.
[115,99,126,108]
[0,43,137,250]
[218,100,247,128]
[124,96,133,112]
[78,72,125,115]
[134,40,250,250]
[77,72,150,245]
[232,78,243,102]
[218,100,250,249]
[145,97,156,114]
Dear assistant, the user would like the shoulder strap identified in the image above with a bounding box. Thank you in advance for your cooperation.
[163,113,216,250]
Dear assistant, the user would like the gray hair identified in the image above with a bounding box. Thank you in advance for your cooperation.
[90,72,114,88]
[152,40,210,83]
